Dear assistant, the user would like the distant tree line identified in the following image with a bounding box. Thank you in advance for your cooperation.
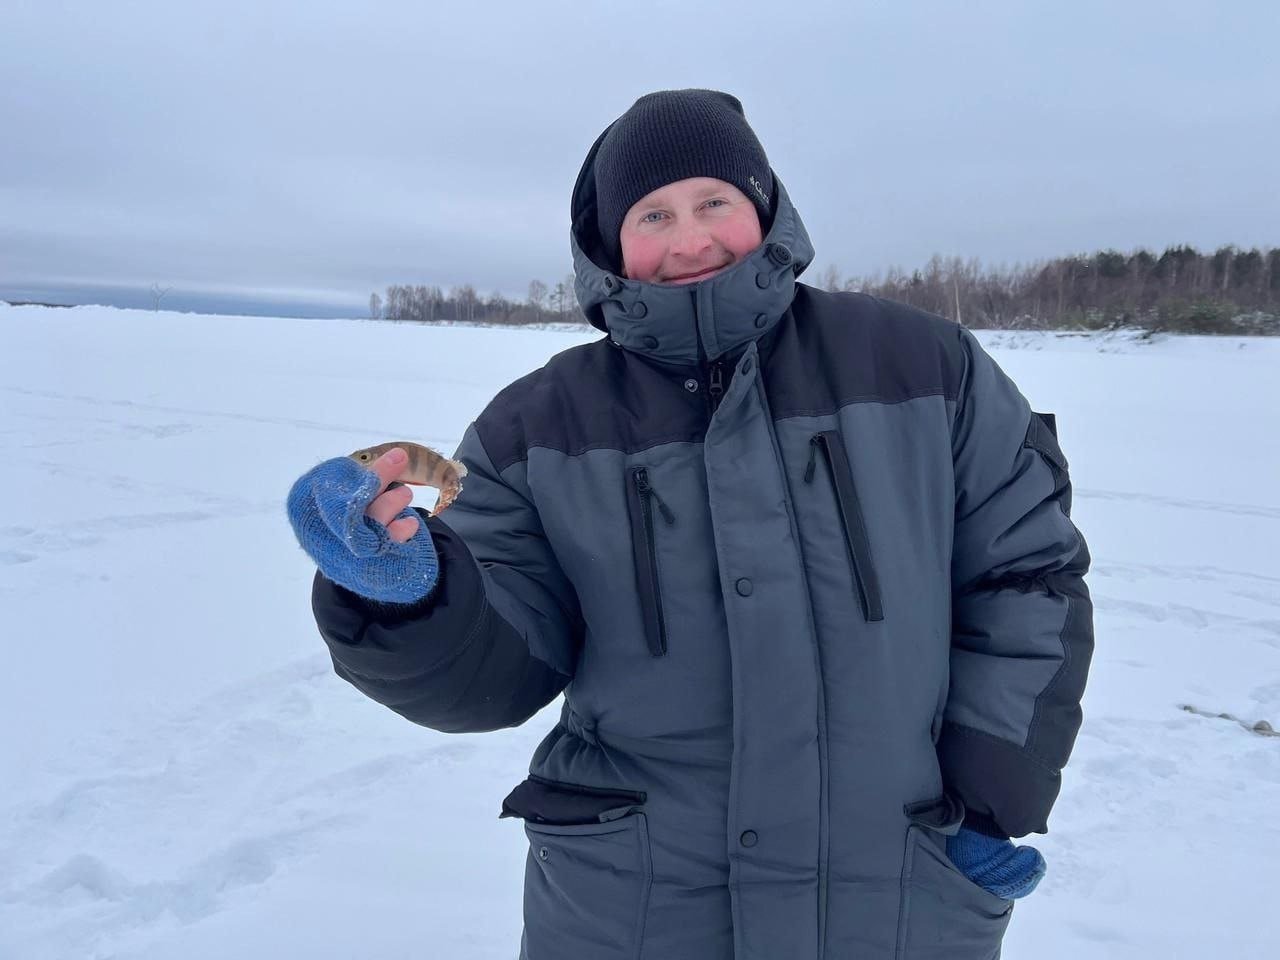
[834,244,1280,335]
[369,244,1279,335]
[370,275,585,327]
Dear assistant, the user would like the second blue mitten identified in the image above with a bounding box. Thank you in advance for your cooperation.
[946,825,1046,900]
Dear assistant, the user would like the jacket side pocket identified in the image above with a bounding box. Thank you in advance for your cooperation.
[503,776,653,960]
[626,466,675,656]
[896,793,1013,960]
[804,431,885,622]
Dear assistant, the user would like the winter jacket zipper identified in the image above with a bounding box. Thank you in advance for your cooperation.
[804,432,885,622]
[627,466,675,656]
[707,360,725,415]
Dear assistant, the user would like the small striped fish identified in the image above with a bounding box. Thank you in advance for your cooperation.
[348,441,468,516]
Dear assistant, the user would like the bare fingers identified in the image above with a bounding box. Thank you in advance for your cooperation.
[385,514,421,543]
[361,448,420,543]
[368,447,411,494]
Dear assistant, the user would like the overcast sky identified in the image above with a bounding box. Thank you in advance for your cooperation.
[2,0,1277,316]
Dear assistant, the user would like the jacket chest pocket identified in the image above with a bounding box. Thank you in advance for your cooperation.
[626,466,676,656]
[502,775,653,960]
[804,431,885,622]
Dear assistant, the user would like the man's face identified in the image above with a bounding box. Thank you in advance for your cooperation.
[619,176,763,285]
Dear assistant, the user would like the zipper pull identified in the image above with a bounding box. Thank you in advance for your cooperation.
[636,469,675,523]
[708,362,724,402]
[804,435,820,483]
[650,485,676,524]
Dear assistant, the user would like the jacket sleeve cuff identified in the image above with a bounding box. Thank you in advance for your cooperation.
[937,720,1062,838]
[312,511,486,678]
[325,507,445,619]
[960,811,1008,840]
[330,574,441,622]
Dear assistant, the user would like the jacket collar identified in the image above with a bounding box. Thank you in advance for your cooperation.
[570,175,815,365]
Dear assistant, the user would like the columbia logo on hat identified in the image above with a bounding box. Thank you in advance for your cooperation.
[749,175,771,207]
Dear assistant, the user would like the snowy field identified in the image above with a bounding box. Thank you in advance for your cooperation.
[1,302,1278,959]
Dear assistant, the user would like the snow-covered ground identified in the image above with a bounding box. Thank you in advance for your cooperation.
[1,303,1277,959]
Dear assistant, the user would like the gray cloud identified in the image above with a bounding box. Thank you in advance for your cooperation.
[2,0,1276,314]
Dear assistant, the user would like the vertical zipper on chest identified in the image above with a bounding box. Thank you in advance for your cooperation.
[626,467,675,656]
[804,432,885,622]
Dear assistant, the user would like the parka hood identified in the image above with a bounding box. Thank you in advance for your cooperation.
[569,122,816,365]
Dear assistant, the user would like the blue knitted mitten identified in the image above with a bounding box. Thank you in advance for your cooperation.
[945,827,1047,900]
[286,456,439,604]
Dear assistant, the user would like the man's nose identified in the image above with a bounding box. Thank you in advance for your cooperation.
[668,223,714,257]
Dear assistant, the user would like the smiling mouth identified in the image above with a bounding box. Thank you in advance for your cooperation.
[663,263,730,283]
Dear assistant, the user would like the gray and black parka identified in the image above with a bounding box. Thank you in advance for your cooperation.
[309,138,1095,959]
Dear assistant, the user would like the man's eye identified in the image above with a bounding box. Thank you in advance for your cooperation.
[704,198,728,209]
[640,211,665,224]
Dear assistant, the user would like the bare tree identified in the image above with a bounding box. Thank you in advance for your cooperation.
[549,281,567,320]
[150,283,171,311]
[383,285,401,321]
[562,273,579,320]
[818,264,841,292]
[424,285,443,323]
[486,289,510,324]
[527,279,548,312]
[454,284,479,325]
[369,292,382,321]
[409,285,430,323]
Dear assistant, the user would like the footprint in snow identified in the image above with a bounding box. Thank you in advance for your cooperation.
[1179,704,1279,737]
[10,817,350,925]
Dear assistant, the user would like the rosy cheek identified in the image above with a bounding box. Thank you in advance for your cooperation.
[622,235,664,282]
[726,219,763,257]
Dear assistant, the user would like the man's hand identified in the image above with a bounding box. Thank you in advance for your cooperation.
[286,449,439,605]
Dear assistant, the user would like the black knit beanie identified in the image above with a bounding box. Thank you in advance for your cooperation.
[594,89,774,273]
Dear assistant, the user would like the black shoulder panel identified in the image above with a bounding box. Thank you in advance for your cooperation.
[472,289,967,469]
[763,286,966,420]
[475,335,709,472]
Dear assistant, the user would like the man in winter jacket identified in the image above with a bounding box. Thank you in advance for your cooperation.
[288,89,1094,959]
